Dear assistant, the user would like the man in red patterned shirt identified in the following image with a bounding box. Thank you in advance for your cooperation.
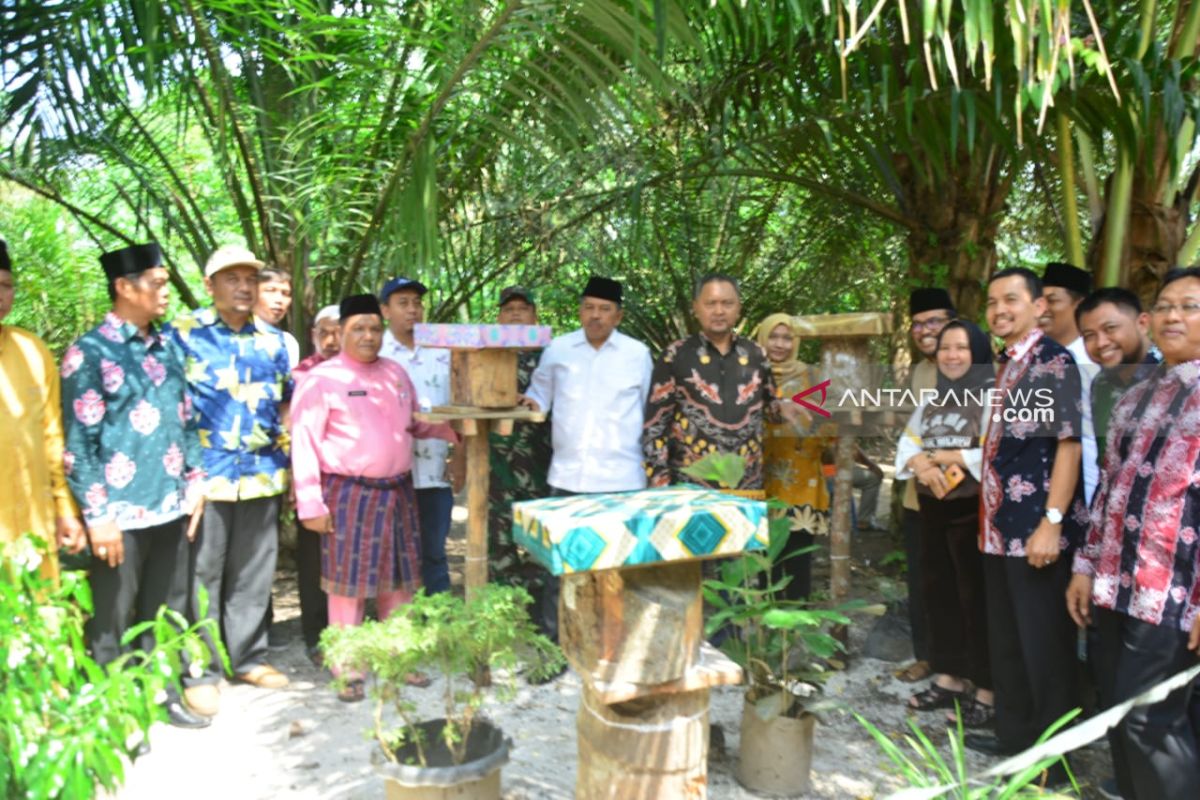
[1067,267,1200,800]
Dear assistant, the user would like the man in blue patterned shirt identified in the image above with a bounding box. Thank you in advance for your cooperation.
[61,242,209,730]
[166,244,294,715]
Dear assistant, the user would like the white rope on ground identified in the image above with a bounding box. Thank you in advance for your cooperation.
[885,660,1200,799]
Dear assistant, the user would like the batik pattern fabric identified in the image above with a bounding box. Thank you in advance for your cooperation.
[980,327,1088,557]
[764,363,830,535]
[1074,360,1200,633]
[643,333,779,491]
[512,486,768,575]
[60,312,202,530]
[164,308,292,501]
[487,350,552,586]
[322,472,422,598]
[1090,348,1161,468]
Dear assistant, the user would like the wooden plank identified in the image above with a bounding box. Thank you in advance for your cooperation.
[791,312,892,338]
[451,349,517,408]
[494,418,514,437]
[560,562,702,686]
[415,406,546,423]
[463,418,492,599]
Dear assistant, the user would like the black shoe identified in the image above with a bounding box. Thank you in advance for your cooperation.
[166,699,212,729]
[963,732,1015,757]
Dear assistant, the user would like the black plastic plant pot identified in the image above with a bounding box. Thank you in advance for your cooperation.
[382,718,511,800]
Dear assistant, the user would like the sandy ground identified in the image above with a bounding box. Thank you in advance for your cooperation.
[117,477,1112,799]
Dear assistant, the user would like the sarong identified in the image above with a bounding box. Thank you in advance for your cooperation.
[321,472,422,598]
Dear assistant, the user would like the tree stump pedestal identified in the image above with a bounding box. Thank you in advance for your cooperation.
[512,487,768,798]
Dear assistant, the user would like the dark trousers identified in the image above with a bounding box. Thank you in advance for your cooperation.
[903,508,930,661]
[1096,608,1200,800]
[917,495,990,688]
[984,553,1078,751]
[415,486,453,594]
[188,496,280,683]
[297,525,327,649]
[87,519,189,667]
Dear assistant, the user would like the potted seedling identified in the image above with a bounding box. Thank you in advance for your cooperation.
[685,454,870,796]
[320,584,562,800]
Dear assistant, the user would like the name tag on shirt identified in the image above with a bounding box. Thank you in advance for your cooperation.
[348,390,367,397]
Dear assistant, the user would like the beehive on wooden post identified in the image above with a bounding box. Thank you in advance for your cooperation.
[791,313,892,607]
[414,323,551,409]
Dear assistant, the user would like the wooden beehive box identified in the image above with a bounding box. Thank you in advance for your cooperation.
[414,323,552,408]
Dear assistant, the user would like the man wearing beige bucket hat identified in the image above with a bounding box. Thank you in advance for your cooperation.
[165,244,294,716]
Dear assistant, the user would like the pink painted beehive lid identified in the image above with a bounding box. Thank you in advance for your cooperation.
[414,323,552,349]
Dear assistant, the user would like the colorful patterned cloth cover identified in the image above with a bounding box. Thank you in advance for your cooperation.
[414,323,552,349]
[513,486,767,575]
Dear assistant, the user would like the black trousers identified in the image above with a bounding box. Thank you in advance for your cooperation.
[296,525,328,649]
[1096,608,1200,800]
[917,495,990,688]
[983,553,1078,751]
[903,508,930,661]
[188,496,280,682]
[86,518,190,667]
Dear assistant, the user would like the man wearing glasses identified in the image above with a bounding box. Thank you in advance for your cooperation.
[1068,267,1200,799]
[894,288,956,683]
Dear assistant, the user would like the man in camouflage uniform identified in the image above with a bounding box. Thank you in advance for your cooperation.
[486,286,553,632]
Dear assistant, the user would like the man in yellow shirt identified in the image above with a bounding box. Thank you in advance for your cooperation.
[0,239,85,576]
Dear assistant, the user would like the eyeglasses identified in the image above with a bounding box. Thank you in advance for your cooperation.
[1149,303,1200,316]
[912,316,952,331]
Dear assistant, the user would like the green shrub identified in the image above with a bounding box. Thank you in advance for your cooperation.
[0,534,223,799]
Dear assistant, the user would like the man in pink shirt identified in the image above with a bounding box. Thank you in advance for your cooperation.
[290,294,457,699]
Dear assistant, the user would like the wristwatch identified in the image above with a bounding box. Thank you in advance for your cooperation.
[1044,507,1064,525]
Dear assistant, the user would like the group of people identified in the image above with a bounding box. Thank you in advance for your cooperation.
[1,234,1197,797]
[894,265,1199,798]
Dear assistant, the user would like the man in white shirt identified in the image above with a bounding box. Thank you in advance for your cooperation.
[1039,261,1098,504]
[378,276,464,594]
[521,276,653,495]
[254,267,300,367]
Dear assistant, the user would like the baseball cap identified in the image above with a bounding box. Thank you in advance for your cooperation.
[379,276,428,303]
[205,245,264,278]
[499,286,535,306]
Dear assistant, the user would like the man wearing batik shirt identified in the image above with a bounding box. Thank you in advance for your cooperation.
[969,267,1087,768]
[643,274,804,491]
[61,242,208,729]
[166,244,293,716]
[1067,268,1200,800]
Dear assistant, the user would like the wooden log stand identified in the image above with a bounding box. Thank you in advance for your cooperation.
[563,562,741,799]
[414,405,544,600]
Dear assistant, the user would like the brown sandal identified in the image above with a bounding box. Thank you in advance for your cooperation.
[337,679,365,703]
[908,683,967,711]
[404,671,432,688]
[895,660,932,683]
[947,697,995,728]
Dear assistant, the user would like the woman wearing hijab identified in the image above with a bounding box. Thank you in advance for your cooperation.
[895,320,995,726]
[754,313,831,600]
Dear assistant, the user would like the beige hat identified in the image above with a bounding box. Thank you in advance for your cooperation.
[205,244,264,278]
